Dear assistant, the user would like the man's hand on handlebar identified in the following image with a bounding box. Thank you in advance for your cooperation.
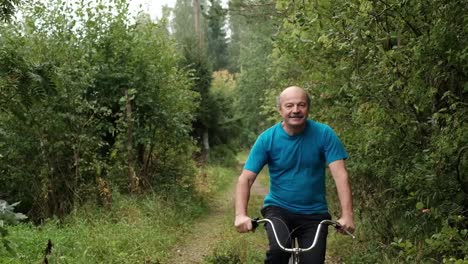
[336,216,355,236]
[235,214,253,233]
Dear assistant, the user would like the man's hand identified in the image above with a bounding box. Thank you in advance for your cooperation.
[234,214,252,233]
[337,216,355,235]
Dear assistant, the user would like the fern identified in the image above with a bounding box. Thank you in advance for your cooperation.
[0,200,27,256]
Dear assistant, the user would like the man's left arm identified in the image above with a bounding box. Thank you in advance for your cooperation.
[329,159,355,233]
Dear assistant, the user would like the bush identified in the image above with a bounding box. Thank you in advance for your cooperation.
[0,200,27,255]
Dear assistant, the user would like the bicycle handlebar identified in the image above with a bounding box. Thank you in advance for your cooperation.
[251,218,355,253]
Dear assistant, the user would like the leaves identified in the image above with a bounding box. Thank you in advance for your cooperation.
[0,0,199,219]
[0,200,27,256]
[0,200,27,225]
[0,0,20,22]
[247,0,468,261]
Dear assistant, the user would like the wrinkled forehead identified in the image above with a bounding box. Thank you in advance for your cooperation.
[279,89,309,104]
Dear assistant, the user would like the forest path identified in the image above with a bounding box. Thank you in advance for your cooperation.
[163,165,268,264]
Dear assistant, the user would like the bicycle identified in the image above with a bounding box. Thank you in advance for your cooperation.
[251,218,355,264]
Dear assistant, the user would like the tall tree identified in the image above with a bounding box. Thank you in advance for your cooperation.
[172,0,214,161]
[225,0,245,73]
[206,0,228,70]
[228,0,278,145]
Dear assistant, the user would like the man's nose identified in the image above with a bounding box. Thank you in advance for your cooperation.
[293,105,299,112]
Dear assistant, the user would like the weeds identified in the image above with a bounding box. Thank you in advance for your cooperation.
[0,190,207,263]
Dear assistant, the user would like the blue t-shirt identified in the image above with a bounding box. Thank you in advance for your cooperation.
[244,120,348,214]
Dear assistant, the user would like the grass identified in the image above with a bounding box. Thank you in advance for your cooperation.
[0,150,387,263]
[203,191,268,264]
[0,150,276,263]
[0,155,245,264]
[202,150,369,263]
[202,152,269,263]
[0,188,208,263]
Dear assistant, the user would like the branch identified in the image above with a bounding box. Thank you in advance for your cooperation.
[377,0,422,36]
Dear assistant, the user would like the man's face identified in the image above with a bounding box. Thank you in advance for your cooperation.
[278,89,309,128]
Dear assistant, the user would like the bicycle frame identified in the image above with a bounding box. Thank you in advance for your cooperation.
[252,218,355,263]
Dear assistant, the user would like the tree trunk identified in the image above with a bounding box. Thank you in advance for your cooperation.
[125,89,139,193]
[193,0,204,53]
[203,129,210,162]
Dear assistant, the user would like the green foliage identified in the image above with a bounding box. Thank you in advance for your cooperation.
[0,200,27,256]
[1,0,466,262]
[205,71,242,165]
[243,0,468,261]
[228,0,278,146]
[172,0,198,50]
[206,0,229,70]
[0,159,237,263]
[0,0,19,22]
[0,0,198,220]
[205,238,265,263]
[204,164,236,195]
[0,201,27,226]
[210,145,238,167]
[171,2,241,162]
[203,187,267,264]
[0,190,207,263]
[204,236,263,264]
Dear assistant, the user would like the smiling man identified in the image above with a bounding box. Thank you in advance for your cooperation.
[234,86,354,263]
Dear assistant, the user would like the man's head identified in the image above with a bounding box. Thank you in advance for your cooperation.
[277,86,310,134]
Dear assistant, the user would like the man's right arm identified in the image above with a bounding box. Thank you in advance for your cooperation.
[234,169,257,233]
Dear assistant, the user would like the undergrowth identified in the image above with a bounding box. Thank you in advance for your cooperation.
[203,194,267,264]
[0,188,207,263]
[203,150,268,264]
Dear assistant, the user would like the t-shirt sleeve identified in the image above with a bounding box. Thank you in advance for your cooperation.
[322,125,348,165]
[244,134,268,174]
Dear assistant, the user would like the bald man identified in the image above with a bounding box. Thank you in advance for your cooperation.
[234,86,354,263]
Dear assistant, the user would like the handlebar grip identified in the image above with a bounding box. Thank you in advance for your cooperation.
[251,218,259,231]
[333,222,356,239]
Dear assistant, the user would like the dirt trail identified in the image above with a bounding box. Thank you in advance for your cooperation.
[163,167,342,264]
[164,170,268,264]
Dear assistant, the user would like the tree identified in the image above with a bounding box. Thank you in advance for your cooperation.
[0,0,19,22]
[228,0,278,145]
[0,0,198,219]
[172,0,214,161]
[206,0,228,70]
[266,0,468,261]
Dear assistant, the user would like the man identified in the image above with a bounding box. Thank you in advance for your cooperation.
[234,86,354,263]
